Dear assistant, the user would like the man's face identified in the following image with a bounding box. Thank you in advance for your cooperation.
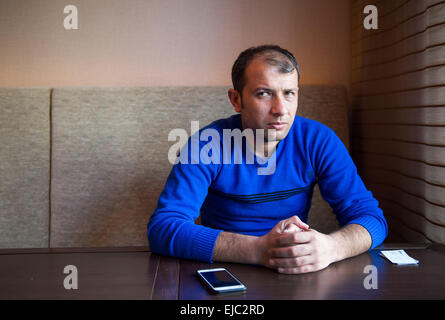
[231,57,299,142]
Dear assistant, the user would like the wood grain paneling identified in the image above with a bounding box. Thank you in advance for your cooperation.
[352,45,445,83]
[366,183,445,226]
[380,199,445,243]
[351,0,445,244]
[352,65,445,96]
[359,166,445,206]
[354,86,445,109]
[352,1,445,49]
[352,22,445,70]
[352,138,445,166]
[355,152,445,186]
[353,123,445,145]
[352,107,445,126]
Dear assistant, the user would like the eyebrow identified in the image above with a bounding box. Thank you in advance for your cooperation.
[254,87,298,92]
[254,87,273,92]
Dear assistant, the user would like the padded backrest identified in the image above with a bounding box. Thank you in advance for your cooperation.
[0,88,51,248]
[0,86,348,248]
[50,87,235,247]
[50,85,348,247]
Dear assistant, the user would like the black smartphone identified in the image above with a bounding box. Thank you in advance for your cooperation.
[197,268,247,293]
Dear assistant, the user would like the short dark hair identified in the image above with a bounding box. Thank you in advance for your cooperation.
[231,45,300,94]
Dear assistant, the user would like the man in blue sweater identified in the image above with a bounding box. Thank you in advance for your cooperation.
[147,45,387,274]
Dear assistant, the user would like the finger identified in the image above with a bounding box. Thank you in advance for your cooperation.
[269,244,312,258]
[278,265,315,274]
[283,223,301,233]
[275,229,312,246]
[269,255,315,268]
[285,216,309,231]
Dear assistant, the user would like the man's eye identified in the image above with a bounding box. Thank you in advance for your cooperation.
[257,91,270,97]
[285,91,295,96]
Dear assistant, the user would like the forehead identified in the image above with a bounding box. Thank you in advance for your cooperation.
[244,56,299,89]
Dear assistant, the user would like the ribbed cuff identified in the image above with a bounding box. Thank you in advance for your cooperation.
[347,215,388,250]
[191,226,223,263]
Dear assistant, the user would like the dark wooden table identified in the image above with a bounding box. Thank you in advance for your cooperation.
[1,243,445,300]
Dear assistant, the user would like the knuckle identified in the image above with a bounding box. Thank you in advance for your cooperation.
[311,245,317,254]
[284,247,293,256]
[312,244,319,255]
[306,230,314,240]
[294,257,303,266]
[283,267,298,274]
[301,265,311,273]
[280,268,290,274]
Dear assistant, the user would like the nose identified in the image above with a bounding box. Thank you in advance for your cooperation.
[270,95,286,117]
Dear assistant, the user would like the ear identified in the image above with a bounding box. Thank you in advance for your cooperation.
[228,88,242,113]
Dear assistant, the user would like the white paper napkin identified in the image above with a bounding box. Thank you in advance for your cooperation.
[379,249,419,265]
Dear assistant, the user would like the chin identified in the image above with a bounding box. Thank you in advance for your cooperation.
[264,129,290,142]
[264,134,286,143]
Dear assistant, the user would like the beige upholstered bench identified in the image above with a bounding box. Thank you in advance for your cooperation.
[0,86,348,248]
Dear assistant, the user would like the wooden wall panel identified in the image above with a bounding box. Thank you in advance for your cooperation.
[353,65,445,95]
[352,139,445,166]
[353,123,445,145]
[351,0,445,244]
[352,107,445,126]
[352,20,445,67]
[379,200,445,243]
[355,85,445,109]
[355,152,445,186]
[358,167,444,206]
[352,1,445,51]
[352,45,445,83]
[365,183,445,226]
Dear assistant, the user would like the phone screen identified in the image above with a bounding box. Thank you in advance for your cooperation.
[198,268,246,292]
[201,270,240,287]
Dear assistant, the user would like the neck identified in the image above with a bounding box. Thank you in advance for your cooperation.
[262,140,279,158]
[244,135,278,159]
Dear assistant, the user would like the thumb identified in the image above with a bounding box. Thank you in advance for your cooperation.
[283,216,309,232]
[283,223,301,233]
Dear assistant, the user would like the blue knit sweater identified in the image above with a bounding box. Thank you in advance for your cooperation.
[147,114,388,262]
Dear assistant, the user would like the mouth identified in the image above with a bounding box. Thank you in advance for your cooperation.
[267,122,288,130]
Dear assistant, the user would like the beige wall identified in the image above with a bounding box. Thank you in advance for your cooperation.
[0,0,350,88]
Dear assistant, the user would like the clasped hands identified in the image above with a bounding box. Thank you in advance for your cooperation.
[257,216,338,274]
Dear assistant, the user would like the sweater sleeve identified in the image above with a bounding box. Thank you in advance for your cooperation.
[311,127,388,249]
[147,132,223,262]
